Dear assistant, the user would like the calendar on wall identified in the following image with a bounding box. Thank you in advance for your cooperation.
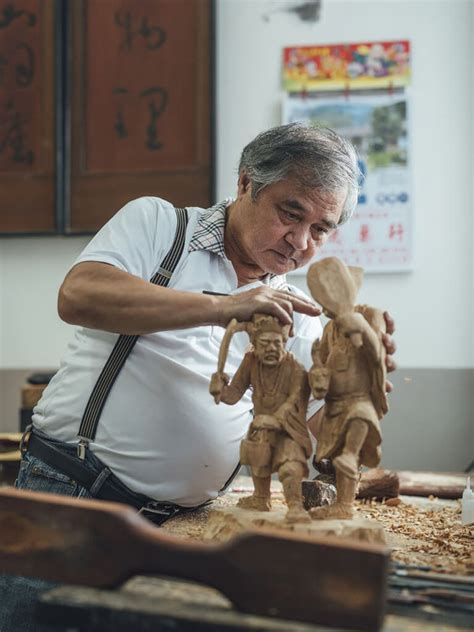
[282,41,413,274]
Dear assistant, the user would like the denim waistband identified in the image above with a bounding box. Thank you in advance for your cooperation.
[23,426,201,525]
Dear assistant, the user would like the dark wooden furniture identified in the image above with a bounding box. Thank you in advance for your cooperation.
[0,0,57,234]
[0,0,214,234]
[66,0,213,233]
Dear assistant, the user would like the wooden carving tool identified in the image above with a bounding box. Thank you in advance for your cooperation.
[0,488,390,631]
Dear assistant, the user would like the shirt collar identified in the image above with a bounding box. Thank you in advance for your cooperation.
[188,198,287,288]
[188,198,231,258]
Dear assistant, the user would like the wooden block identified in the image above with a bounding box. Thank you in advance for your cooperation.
[37,577,325,632]
[301,479,337,509]
[0,433,21,483]
[203,505,388,545]
[398,471,467,499]
[0,434,21,464]
[21,384,47,409]
[37,577,467,632]
[358,469,400,500]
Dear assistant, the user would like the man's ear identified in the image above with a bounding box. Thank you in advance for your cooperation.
[237,172,251,197]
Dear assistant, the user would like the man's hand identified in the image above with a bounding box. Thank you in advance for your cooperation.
[383,311,397,392]
[217,287,320,335]
[209,371,230,404]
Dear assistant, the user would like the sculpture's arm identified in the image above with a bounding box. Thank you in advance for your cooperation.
[336,312,382,363]
[210,353,252,406]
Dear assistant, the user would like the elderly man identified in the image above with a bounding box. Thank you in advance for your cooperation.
[2,122,396,632]
[17,123,395,517]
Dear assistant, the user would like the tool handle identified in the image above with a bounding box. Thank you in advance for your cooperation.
[0,488,223,589]
[0,488,390,630]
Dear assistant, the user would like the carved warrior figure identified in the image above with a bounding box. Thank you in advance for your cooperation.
[307,257,388,520]
[210,314,312,524]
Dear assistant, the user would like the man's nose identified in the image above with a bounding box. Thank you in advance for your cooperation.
[285,225,310,251]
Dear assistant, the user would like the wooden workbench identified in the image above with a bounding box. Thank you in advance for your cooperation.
[33,477,472,631]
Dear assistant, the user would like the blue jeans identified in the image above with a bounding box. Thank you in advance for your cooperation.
[0,437,92,632]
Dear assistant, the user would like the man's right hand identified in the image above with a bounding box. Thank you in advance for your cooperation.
[217,287,321,333]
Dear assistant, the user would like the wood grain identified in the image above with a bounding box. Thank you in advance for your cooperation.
[0,487,390,630]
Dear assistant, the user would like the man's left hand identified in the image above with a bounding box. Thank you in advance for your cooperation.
[383,311,397,392]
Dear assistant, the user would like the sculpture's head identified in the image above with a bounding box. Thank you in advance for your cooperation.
[249,314,289,367]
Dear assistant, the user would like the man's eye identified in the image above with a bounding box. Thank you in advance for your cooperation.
[280,209,299,221]
[311,226,329,237]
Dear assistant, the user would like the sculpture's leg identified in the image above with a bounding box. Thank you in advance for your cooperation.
[237,474,272,511]
[333,418,368,480]
[279,461,311,524]
[310,470,356,520]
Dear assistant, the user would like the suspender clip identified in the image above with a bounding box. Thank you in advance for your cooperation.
[77,438,89,461]
[158,267,172,279]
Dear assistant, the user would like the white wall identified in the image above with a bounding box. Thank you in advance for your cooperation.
[217,0,473,369]
[1,237,89,368]
[0,0,473,370]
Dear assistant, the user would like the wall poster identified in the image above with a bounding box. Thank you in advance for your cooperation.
[283,92,413,273]
[283,40,410,92]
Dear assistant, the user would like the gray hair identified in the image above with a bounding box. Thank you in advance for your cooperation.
[238,122,361,225]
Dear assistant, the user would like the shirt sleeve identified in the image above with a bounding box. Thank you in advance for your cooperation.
[72,197,177,281]
[286,283,324,420]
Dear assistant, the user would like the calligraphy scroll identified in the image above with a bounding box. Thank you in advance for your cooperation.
[0,0,56,232]
[67,0,213,232]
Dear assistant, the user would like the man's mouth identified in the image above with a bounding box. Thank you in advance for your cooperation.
[272,250,297,266]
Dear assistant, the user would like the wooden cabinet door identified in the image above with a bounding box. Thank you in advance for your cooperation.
[0,0,57,234]
[66,0,213,233]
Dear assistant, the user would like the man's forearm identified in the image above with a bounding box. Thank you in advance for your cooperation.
[58,262,222,335]
[58,262,321,335]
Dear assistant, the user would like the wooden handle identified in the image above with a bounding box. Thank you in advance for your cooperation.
[0,487,390,630]
[0,487,218,588]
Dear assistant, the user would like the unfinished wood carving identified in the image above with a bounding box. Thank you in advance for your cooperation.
[307,257,389,520]
[210,314,312,524]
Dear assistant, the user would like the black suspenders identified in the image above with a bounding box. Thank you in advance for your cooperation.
[76,206,189,459]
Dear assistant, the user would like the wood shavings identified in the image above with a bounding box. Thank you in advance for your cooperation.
[356,498,473,575]
[162,477,473,577]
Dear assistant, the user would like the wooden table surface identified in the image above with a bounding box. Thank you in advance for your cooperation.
[37,575,469,632]
[34,476,472,631]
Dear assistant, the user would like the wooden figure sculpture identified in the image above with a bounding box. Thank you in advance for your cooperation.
[307,257,389,520]
[210,314,312,524]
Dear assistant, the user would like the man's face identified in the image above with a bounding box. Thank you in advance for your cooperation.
[254,332,285,366]
[229,175,346,276]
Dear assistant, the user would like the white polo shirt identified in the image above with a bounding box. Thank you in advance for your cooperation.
[33,197,322,506]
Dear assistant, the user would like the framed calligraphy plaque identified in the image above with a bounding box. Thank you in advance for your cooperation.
[0,0,57,233]
[66,0,213,233]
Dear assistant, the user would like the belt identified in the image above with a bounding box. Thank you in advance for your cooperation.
[23,429,199,525]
